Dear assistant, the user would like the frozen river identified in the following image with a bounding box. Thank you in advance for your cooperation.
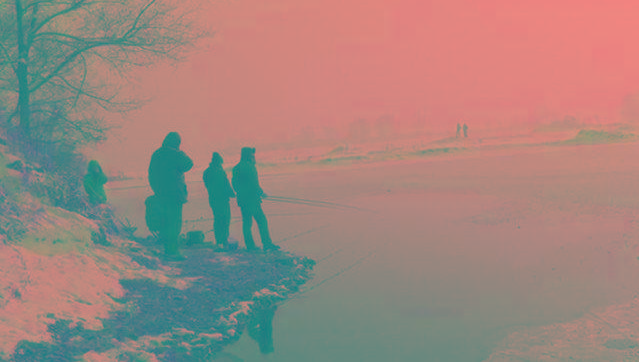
[109,142,639,361]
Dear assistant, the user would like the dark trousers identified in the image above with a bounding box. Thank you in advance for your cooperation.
[210,201,231,247]
[157,198,184,256]
[240,203,273,249]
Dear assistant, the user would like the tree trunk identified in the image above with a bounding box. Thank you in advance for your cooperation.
[14,0,30,136]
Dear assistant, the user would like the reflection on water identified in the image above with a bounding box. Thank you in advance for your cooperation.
[247,301,277,355]
[216,301,278,361]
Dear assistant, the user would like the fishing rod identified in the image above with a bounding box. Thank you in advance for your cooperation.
[185,212,317,224]
[265,196,376,213]
[107,184,149,191]
[108,185,372,212]
[266,195,366,210]
[263,197,354,211]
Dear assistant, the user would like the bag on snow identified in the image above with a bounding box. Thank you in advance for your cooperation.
[144,194,163,232]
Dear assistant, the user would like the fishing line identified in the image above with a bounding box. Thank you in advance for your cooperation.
[277,224,331,244]
[303,248,377,293]
[184,212,316,224]
[317,248,344,263]
[185,216,242,224]
[280,247,378,306]
[267,195,374,213]
[108,184,149,191]
[263,198,347,210]
[268,195,354,208]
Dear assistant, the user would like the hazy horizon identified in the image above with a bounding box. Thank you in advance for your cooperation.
[91,0,639,174]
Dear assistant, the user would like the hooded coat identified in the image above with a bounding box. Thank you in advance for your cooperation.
[148,132,193,204]
[83,160,108,204]
[232,148,264,208]
[203,159,235,205]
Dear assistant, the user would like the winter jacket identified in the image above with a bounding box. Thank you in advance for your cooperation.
[232,160,264,207]
[148,135,193,204]
[203,164,235,205]
[84,160,108,204]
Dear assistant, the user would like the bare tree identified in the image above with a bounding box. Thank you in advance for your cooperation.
[0,0,209,147]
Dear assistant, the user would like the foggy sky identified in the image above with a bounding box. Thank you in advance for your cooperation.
[94,0,639,174]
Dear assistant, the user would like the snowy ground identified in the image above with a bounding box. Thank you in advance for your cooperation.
[0,145,315,361]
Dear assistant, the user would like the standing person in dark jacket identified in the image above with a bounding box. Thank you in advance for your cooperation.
[232,147,280,252]
[148,132,193,258]
[203,152,235,250]
[84,160,108,205]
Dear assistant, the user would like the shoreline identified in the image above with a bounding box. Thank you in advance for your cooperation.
[4,233,315,361]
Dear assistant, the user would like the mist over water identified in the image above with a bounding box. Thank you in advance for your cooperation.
[96,1,639,360]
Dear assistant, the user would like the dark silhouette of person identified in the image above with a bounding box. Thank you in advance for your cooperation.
[203,152,235,249]
[232,147,280,252]
[147,132,193,258]
[83,160,108,205]
[456,123,461,138]
[463,123,468,138]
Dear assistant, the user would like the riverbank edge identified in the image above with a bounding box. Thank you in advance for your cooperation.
[4,233,316,361]
[81,242,317,361]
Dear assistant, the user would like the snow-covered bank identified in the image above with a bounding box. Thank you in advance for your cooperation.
[0,143,315,361]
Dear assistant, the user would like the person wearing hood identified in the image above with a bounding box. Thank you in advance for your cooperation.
[147,132,193,258]
[203,152,235,249]
[232,147,280,252]
[84,160,108,205]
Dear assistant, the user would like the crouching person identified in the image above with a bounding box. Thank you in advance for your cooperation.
[84,160,108,205]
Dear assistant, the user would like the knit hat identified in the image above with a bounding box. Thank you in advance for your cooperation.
[240,147,256,161]
[211,152,223,165]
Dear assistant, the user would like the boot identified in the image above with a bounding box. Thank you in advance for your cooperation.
[263,243,280,251]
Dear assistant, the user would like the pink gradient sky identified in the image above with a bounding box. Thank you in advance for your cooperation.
[95,0,639,173]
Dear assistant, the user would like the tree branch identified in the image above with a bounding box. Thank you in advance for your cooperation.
[0,42,17,74]
[72,53,88,107]
[34,31,110,47]
[29,0,87,40]
[29,41,114,94]
[121,0,157,40]
[54,74,116,106]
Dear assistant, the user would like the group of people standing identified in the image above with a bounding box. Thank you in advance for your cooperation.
[146,132,279,259]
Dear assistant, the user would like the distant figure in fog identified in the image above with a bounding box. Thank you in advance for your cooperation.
[232,147,280,252]
[463,123,468,138]
[456,123,461,138]
[147,132,193,259]
[84,160,108,205]
[203,152,235,250]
